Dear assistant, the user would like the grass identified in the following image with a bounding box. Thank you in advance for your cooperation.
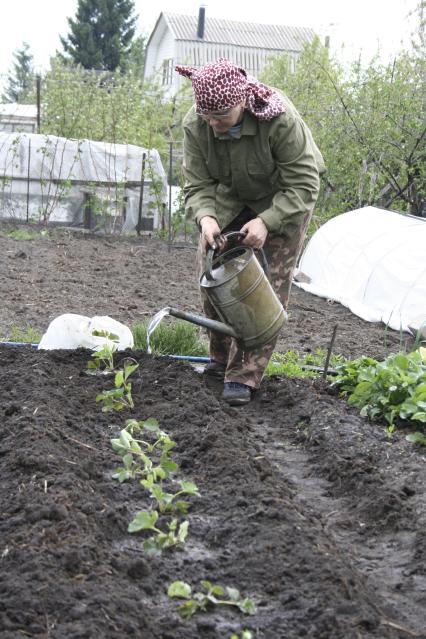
[131,320,348,378]
[0,325,42,343]
[132,319,209,357]
[0,229,47,241]
[265,348,347,379]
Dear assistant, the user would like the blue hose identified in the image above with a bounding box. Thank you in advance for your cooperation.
[1,341,39,348]
[0,341,211,363]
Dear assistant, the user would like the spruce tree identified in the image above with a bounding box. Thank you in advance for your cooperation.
[60,0,138,71]
[2,42,35,103]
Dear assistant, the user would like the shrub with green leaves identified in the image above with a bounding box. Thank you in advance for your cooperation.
[333,351,426,426]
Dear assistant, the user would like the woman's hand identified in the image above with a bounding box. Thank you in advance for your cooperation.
[200,216,225,251]
[240,217,268,249]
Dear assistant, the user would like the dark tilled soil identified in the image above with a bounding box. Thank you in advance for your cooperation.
[0,228,411,359]
[0,229,425,639]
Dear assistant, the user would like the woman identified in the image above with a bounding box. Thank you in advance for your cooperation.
[176,58,325,406]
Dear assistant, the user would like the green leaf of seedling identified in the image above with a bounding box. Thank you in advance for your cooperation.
[122,453,134,470]
[140,475,155,490]
[177,600,201,619]
[112,468,133,483]
[92,329,119,342]
[406,432,426,446]
[167,581,192,599]
[124,419,140,434]
[161,439,177,454]
[160,457,178,475]
[128,510,159,533]
[201,581,223,597]
[226,587,241,601]
[143,538,163,557]
[110,437,124,454]
[125,386,134,408]
[174,500,189,514]
[179,480,200,496]
[177,520,189,543]
[130,439,142,454]
[119,430,132,446]
[239,598,256,615]
[123,363,139,381]
[115,370,124,387]
[210,584,225,598]
[143,417,160,432]
[152,466,166,480]
[110,430,133,454]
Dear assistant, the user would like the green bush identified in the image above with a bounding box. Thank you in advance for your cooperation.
[333,351,426,426]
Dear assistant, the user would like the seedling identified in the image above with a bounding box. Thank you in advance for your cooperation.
[384,424,395,439]
[111,428,160,482]
[128,509,189,556]
[141,478,200,514]
[230,632,253,639]
[111,419,178,483]
[96,359,139,411]
[167,580,256,619]
[87,330,119,373]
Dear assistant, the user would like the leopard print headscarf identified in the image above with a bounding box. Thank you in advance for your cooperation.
[175,58,285,121]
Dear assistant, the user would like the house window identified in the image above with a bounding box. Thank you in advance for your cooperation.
[162,59,174,86]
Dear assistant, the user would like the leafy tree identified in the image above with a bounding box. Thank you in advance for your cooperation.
[261,28,426,223]
[126,34,146,76]
[60,0,138,71]
[2,42,35,103]
[41,60,175,155]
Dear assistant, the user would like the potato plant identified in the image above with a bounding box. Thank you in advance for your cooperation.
[111,417,199,556]
[128,510,189,557]
[96,360,139,411]
[167,580,256,619]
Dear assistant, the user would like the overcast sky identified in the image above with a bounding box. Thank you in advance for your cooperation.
[0,0,420,82]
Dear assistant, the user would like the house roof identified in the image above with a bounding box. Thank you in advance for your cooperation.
[162,12,315,52]
[0,104,37,119]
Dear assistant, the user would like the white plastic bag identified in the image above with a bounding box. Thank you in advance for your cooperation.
[38,314,134,351]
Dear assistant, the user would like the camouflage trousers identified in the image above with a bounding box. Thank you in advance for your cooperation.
[196,214,311,389]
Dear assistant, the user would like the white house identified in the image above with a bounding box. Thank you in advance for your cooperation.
[144,8,316,96]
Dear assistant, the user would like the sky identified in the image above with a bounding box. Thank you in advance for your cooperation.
[0,0,420,84]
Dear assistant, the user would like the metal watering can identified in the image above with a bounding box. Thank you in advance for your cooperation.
[168,232,287,350]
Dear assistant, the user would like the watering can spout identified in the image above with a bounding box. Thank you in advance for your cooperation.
[168,307,238,339]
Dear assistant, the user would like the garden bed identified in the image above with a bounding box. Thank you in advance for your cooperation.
[0,229,425,638]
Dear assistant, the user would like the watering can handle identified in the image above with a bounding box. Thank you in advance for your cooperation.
[205,231,268,281]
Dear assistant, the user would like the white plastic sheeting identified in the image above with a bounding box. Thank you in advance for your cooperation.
[296,207,426,333]
[38,314,134,350]
[0,132,167,231]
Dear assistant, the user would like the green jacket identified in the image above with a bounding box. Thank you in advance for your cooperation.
[182,92,325,239]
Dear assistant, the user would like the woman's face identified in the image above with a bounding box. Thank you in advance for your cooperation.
[197,101,245,133]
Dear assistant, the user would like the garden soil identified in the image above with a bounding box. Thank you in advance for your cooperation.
[1,229,425,639]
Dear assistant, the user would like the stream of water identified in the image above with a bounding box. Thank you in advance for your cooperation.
[146,307,171,354]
